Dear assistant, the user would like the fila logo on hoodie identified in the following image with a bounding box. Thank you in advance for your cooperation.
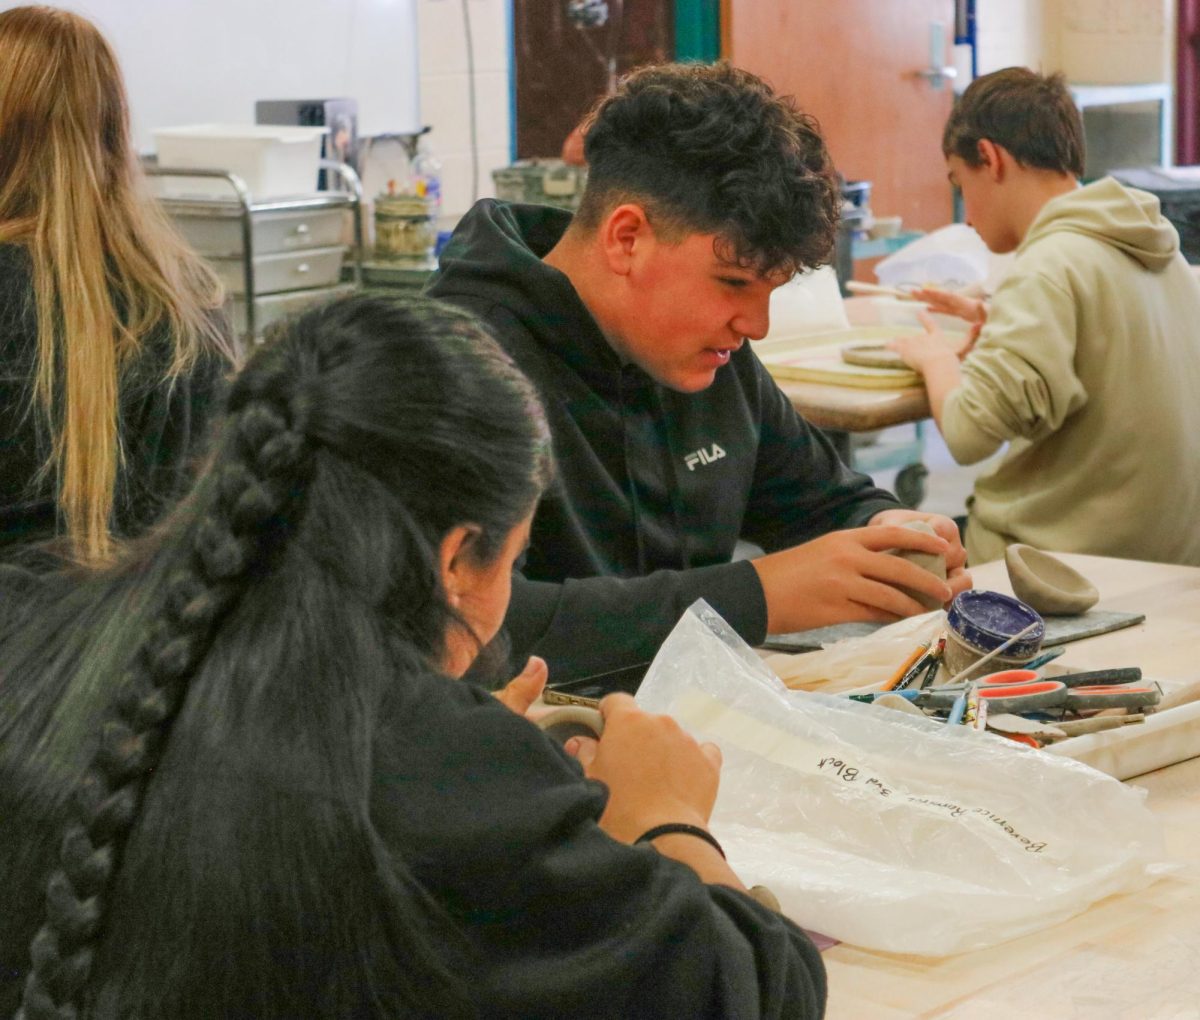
[684,443,726,471]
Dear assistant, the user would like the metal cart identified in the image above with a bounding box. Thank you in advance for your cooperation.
[147,161,364,350]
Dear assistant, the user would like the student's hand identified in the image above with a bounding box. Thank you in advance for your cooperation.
[868,508,971,594]
[493,656,548,716]
[751,524,962,633]
[566,694,721,843]
[889,310,979,373]
[910,286,988,326]
[567,696,748,890]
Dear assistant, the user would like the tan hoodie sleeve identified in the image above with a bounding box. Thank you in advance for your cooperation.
[941,268,1088,465]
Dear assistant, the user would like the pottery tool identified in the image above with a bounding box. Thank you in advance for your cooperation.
[1019,647,1066,671]
[919,678,1161,715]
[891,643,939,691]
[946,688,970,725]
[844,281,919,299]
[942,621,1041,687]
[923,679,1069,715]
[962,685,981,728]
[1063,683,1160,712]
[1049,667,1143,687]
[1042,714,1145,739]
[917,637,946,689]
[932,667,1144,694]
[881,642,930,691]
[972,695,989,732]
[848,689,922,704]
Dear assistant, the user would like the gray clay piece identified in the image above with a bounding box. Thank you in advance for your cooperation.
[840,343,911,370]
[1004,544,1099,616]
[890,519,947,610]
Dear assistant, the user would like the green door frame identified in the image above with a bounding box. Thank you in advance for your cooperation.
[675,0,720,62]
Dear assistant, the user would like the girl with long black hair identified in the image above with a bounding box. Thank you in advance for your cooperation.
[0,294,825,1019]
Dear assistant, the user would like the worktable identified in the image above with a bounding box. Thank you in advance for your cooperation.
[774,376,930,433]
[768,297,934,503]
[787,554,1200,1018]
[771,296,932,434]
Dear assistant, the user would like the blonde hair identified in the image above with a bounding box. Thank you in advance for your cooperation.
[0,5,231,562]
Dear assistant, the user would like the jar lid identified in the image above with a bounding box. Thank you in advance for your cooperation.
[946,590,1044,658]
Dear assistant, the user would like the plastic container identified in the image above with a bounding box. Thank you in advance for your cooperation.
[373,194,437,262]
[491,159,588,211]
[413,143,443,220]
[153,124,328,200]
[943,590,1045,683]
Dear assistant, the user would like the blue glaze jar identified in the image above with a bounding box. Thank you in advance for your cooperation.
[943,590,1045,682]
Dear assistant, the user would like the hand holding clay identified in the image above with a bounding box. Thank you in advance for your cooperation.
[752,523,961,632]
[568,693,721,844]
[887,519,948,610]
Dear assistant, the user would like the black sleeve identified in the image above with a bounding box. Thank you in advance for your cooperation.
[740,357,901,553]
[502,560,767,682]
[372,680,827,1019]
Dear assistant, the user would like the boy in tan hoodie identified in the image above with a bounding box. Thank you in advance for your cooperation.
[891,67,1200,567]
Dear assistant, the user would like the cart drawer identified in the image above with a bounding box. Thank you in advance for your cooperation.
[174,207,348,256]
[210,245,346,295]
[228,283,357,338]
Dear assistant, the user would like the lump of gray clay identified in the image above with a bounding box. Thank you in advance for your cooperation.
[1005,544,1099,616]
[890,519,947,610]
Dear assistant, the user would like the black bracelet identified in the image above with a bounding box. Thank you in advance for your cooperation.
[634,823,726,859]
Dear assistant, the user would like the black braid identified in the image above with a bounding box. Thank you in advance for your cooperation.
[16,396,310,1020]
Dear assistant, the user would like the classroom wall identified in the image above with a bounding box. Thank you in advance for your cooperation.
[974,0,1174,83]
[0,1,424,150]
[1045,0,1173,84]
[975,0,1045,74]
[416,0,512,222]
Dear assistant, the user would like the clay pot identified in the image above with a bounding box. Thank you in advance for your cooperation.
[890,519,947,610]
[536,705,604,744]
[944,590,1044,682]
[1004,544,1099,616]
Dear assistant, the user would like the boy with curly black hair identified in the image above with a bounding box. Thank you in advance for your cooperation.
[430,62,968,682]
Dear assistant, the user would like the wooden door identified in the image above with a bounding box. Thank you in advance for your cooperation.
[728,1,957,250]
[514,1,675,159]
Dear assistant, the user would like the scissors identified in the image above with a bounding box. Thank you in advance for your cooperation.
[917,671,1160,715]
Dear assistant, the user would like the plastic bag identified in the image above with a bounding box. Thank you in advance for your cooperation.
[635,601,1173,956]
[764,611,945,692]
[875,223,991,290]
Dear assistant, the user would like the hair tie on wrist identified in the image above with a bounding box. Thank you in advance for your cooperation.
[634,823,726,859]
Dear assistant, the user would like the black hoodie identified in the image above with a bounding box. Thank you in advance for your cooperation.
[427,200,899,680]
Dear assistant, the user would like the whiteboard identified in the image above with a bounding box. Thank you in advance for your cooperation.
[0,0,421,152]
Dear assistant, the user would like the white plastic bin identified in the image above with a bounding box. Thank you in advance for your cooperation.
[153,124,327,200]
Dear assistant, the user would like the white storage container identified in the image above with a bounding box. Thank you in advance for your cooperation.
[153,124,327,200]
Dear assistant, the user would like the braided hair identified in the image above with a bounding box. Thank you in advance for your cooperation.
[1,294,551,1018]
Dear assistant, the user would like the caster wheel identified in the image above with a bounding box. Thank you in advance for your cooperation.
[895,463,929,509]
